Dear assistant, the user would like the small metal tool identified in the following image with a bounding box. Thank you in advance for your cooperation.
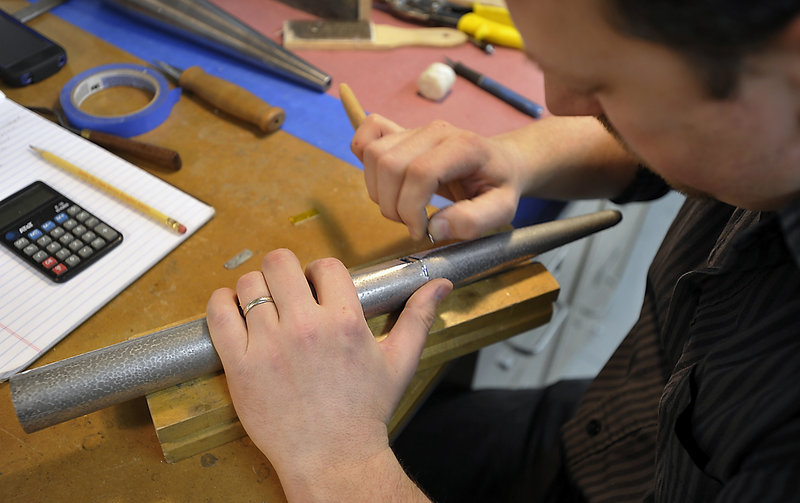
[12,0,68,23]
[154,61,285,133]
[223,249,253,270]
[11,210,621,433]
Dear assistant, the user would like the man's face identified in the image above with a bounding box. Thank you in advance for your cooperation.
[507,0,800,210]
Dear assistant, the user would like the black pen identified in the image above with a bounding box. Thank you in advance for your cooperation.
[444,57,544,118]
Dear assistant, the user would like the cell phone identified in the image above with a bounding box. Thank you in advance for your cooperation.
[0,9,67,87]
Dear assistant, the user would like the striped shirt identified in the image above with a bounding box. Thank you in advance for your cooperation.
[561,169,800,502]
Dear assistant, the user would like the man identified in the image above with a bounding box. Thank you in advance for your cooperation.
[206,0,800,501]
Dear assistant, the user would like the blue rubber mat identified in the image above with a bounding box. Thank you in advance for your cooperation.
[46,0,360,168]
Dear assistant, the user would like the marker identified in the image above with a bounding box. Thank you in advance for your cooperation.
[444,57,544,118]
[30,146,187,234]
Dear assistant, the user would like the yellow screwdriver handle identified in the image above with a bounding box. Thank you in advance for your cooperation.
[457,13,523,49]
[179,66,286,133]
[472,5,514,26]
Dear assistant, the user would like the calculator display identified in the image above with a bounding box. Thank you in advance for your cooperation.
[1,181,123,283]
[0,182,59,226]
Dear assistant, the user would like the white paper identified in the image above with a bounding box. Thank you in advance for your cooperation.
[0,92,215,380]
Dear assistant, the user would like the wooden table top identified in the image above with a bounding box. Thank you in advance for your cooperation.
[0,4,557,501]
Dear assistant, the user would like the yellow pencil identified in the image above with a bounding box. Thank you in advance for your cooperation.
[30,145,187,234]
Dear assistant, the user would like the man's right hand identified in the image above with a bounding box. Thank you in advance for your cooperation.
[351,114,525,242]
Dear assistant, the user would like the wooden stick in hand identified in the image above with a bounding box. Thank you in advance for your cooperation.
[340,83,367,129]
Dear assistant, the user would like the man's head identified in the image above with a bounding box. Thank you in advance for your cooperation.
[506,0,800,210]
[606,1,800,99]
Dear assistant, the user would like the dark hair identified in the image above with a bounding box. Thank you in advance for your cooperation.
[604,1,800,98]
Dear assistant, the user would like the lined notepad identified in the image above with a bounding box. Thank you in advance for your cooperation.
[0,92,215,381]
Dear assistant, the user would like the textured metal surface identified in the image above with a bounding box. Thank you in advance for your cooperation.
[111,0,332,91]
[353,209,623,316]
[10,318,221,433]
[10,210,621,433]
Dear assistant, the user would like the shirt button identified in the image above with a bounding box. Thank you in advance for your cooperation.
[586,419,602,437]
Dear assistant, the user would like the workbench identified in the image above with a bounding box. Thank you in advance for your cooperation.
[0,1,555,501]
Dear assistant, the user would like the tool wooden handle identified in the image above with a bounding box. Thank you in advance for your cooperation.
[180,66,285,133]
[340,83,367,128]
[84,130,182,171]
[372,25,467,49]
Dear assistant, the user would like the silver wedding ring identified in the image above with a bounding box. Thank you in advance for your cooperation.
[242,296,274,316]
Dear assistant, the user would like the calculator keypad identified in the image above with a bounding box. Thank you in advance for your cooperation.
[2,185,123,284]
[21,205,117,276]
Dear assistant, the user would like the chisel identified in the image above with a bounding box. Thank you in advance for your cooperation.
[154,61,285,133]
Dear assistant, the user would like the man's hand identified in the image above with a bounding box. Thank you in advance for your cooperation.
[351,114,524,241]
[206,249,451,499]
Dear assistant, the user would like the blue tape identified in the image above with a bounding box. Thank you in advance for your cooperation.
[59,63,181,138]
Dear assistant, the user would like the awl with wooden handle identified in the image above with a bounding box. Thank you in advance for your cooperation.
[82,129,183,171]
[154,61,286,133]
[28,106,182,171]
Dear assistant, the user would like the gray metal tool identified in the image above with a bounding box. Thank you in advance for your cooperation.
[109,0,331,92]
[11,0,68,22]
[10,210,621,433]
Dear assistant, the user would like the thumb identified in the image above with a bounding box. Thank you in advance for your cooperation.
[429,186,520,241]
[381,279,453,380]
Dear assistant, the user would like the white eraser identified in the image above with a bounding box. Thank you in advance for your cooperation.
[417,62,456,101]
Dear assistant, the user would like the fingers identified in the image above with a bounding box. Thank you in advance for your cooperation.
[394,127,490,240]
[356,116,406,205]
[260,249,316,319]
[236,270,277,325]
[362,121,468,239]
[350,113,405,161]
[359,118,510,242]
[428,186,520,241]
[207,287,249,362]
[381,279,453,378]
[305,257,360,313]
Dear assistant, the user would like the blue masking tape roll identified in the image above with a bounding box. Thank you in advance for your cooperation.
[60,63,181,138]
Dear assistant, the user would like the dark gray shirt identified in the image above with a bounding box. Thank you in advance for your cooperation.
[562,170,800,501]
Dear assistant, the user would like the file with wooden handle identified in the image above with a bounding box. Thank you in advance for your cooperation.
[154,61,285,133]
[82,129,182,171]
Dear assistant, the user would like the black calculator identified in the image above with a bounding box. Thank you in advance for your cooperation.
[1,181,123,283]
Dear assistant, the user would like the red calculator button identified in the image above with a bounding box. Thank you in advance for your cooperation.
[42,257,58,269]
[52,263,68,276]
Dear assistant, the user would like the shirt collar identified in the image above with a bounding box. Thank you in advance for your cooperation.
[778,197,800,270]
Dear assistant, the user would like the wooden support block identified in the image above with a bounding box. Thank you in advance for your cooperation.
[147,262,558,462]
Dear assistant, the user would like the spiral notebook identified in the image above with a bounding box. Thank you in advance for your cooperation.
[0,92,215,381]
